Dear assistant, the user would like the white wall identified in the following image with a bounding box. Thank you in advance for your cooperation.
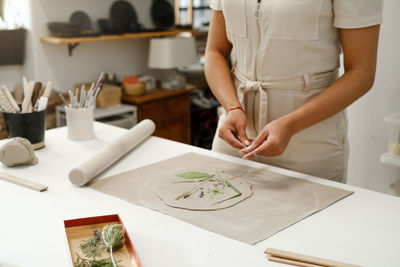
[0,65,23,89]
[346,0,400,195]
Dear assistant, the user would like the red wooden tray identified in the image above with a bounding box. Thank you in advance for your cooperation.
[64,214,142,267]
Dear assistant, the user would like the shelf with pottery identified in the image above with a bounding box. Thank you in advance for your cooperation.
[40,29,194,56]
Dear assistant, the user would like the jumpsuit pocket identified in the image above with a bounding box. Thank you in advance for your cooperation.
[269,0,323,41]
[222,0,247,37]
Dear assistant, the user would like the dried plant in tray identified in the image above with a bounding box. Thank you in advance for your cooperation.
[74,224,124,267]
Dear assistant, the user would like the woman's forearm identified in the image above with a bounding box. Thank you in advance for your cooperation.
[283,68,375,135]
[204,51,240,110]
[282,26,380,135]
[205,11,240,112]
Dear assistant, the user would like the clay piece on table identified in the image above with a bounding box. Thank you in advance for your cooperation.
[153,170,253,211]
[0,137,38,167]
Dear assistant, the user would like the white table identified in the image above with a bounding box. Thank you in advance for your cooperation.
[1,123,400,267]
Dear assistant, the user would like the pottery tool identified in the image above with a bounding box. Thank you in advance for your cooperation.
[85,83,95,107]
[31,82,42,109]
[0,85,20,113]
[21,81,35,113]
[14,84,23,104]
[0,172,48,192]
[37,81,54,111]
[68,90,76,108]
[264,248,360,267]
[66,72,105,110]
[59,93,69,105]
[22,77,29,94]
[78,84,86,108]
[69,119,156,186]
[94,72,105,91]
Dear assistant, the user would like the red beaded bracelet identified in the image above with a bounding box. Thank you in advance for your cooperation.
[227,105,245,114]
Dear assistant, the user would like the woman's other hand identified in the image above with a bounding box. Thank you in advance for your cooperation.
[219,109,250,149]
[240,118,295,159]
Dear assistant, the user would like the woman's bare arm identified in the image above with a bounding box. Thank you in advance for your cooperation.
[243,25,380,159]
[205,11,236,110]
[205,11,249,148]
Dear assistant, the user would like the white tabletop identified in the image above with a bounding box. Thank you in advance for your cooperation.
[0,123,399,267]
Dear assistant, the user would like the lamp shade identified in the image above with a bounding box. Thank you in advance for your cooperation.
[148,37,197,69]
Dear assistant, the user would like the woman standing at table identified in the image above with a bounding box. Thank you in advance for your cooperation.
[205,0,382,182]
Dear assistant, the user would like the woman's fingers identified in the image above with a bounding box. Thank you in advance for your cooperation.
[242,135,286,159]
[240,118,295,160]
[218,127,245,149]
[219,109,249,149]
[237,125,250,146]
[242,137,275,160]
[240,129,268,154]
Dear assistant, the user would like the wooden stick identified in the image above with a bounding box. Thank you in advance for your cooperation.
[1,85,20,112]
[42,81,54,98]
[0,172,48,192]
[264,248,360,267]
[269,256,323,267]
[31,82,42,107]
[21,81,35,113]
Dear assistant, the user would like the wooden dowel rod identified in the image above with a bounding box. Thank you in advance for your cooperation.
[265,248,360,267]
[269,256,323,267]
[0,172,48,192]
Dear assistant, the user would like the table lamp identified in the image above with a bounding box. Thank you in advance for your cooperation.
[148,36,197,90]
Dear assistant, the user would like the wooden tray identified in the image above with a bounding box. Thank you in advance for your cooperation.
[64,214,141,267]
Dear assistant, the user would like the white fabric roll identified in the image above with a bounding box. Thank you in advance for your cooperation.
[69,119,156,186]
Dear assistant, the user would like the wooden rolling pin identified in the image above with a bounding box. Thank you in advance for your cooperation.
[265,248,360,267]
[68,119,156,186]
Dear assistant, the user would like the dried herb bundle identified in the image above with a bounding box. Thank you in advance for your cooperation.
[74,224,124,267]
[102,224,125,267]
[74,255,115,267]
[80,235,101,259]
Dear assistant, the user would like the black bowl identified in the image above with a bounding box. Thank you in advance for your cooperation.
[47,22,81,38]
[98,19,122,35]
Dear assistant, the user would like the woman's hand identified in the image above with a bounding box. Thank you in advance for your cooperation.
[240,118,295,160]
[219,109,250,149]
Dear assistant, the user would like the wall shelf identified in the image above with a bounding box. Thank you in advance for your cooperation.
[40,29,193,56]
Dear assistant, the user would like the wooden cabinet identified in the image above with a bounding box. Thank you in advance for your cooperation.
[122,86,195,144]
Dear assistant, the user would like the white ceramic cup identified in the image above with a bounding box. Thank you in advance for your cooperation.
[65,105,95,141]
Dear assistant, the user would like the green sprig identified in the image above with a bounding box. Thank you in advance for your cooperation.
[212,180,242,206]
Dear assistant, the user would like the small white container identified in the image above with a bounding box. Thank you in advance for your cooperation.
[384,111,400,156]
[65,105,95,141]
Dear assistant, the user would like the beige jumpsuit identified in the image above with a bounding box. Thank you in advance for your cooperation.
[210,0,383,182]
